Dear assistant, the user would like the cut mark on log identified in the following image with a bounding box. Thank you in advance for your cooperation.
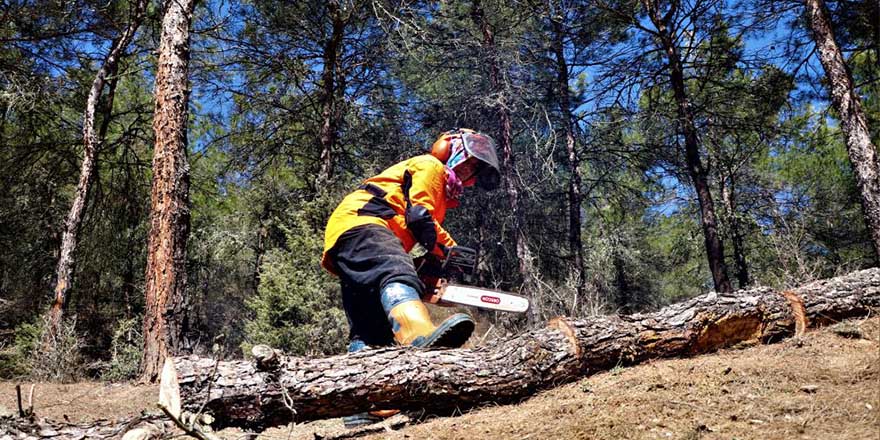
[252,344,280,371]
[694,313,763,354]
[780,290,808,337]
[547,317,581,357]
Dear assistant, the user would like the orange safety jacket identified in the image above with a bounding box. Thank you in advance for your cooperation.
[322,154,457,274]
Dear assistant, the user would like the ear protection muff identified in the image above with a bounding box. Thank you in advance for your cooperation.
[430,135,453,163]
[430,128,476,164]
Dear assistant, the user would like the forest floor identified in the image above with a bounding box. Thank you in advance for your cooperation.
[0,316,877,440]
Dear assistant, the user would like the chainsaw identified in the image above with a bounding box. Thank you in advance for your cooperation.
[412,244,529,313]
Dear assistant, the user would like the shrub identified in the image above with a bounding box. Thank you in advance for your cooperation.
[0,321,41,379]
[103,317,143,382]
[31,317,85,383]
[243,208,347,356]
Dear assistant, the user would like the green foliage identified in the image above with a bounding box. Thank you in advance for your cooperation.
[1,0,878,372]
[17,318,85,383]
[243,204,347,356]
[849,49,879,145]
[750,111,875,285]
[645,213,711,302]
[103,317,143,382]
[0,321,41,379]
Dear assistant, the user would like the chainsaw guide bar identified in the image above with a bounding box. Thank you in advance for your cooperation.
[437,283,530,313]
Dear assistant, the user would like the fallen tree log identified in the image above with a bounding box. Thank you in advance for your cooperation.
[166,268,880,430]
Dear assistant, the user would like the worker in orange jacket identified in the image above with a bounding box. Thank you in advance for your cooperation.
[322,129,500,353]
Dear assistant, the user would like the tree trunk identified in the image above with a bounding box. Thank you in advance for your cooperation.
[644,0,732,292]
[550,15,587,307]
[720,174,750,288]
[44,0,146,346]
[163,268,879,430]
[471,0,540,323]
[315,1,345,189]
[612,249,632,314]
[872,0,880,61]
[805,0,880,257]
[141,0,196,383]
[252,203,270,290]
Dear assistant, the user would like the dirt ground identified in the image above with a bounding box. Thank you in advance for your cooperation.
[1,317,878,439]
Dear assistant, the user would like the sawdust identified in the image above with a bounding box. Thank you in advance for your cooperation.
[0,317,876,439]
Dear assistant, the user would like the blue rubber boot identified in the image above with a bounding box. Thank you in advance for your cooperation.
[381,282,474,348]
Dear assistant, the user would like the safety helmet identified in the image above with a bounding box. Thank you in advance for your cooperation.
[430,129,501,190]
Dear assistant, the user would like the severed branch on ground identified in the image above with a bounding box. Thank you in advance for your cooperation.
[164,268,879,431]
[0,412,175,439]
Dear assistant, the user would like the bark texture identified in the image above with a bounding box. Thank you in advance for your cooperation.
[805,0,880,257]
[167,268,880,430]
[550,13,587,305]
[643,0,733,292]
[141,0,196,383]
[45,0,147,345]
[720,174,750,288]
[315,0,346,189]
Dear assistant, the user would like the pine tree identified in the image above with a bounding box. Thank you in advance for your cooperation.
[141,0,197,383]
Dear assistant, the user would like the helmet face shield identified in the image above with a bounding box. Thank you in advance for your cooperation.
[460,132,500,173]
[446,137,469,170]
[440,129,501,191]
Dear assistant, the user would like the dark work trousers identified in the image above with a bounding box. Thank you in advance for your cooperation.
[327,224,424,348]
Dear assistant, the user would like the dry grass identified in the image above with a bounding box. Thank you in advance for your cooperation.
[0,317,876,440]
[0,381,157,422]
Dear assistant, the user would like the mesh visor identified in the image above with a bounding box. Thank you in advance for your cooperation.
[461,132,500,173]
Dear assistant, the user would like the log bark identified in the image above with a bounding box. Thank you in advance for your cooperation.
[141,0,196,383]
[166,268,880,430]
